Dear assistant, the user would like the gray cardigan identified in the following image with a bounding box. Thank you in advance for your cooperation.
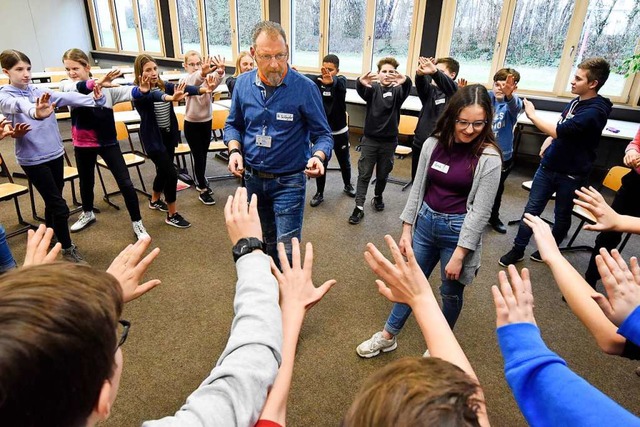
[400,137,502,285]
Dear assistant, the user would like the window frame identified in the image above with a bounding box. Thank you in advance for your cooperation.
[168,0,268,66]
[88,0,165,56]
[280,0,425,78]
[436,0,640,106]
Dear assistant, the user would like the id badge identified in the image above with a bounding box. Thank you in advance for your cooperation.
[431,161,449,174]
[256,134,272,148]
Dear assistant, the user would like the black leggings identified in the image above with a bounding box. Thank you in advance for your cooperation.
[184,119,212,189]
[315,131,352,194]
[21,156,72,249]
[75,145,141,221]
[147,130,177,204]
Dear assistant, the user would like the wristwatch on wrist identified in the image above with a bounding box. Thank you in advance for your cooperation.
[229,148,242,156]
[232,237,265,262]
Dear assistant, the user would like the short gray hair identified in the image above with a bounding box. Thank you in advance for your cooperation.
[252,21,287,47]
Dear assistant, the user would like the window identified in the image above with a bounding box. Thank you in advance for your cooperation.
[88,0,163,54]
[438,0,640,103]
[168,0,267,63]
[283,0,423,75]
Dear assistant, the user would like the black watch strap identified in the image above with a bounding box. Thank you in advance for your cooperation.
[229,148,242,156]
[232,237,265,262]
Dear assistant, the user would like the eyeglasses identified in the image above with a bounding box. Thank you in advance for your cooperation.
[255,53,288,62]
[117,319,131,348]
[455,119,487,131]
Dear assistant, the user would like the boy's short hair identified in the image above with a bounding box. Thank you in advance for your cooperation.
[377,56,399,71]
[578,57,610,91]
[493,67,520,84]
[342,357,482,427]
[323,54,339,68]
[0,264,123,426]
[436,57,460,78]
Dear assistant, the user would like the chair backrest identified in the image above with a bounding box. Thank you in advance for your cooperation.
[398,115,418,137]
[115,121,130,142]
[212,109,230,130]
[176,112,185,131]
[0,150,17,184]
[44,67,65,72]
[213,92,221,102]
[602,166,631,192]
[113,101,133,112]
[50,75,69,83]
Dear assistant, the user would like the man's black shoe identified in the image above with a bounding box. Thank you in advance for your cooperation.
[372,196,385,212]
[499,247,525,267]
[490,218,507,234]
[349,207,364,224]
[310,193,324,207]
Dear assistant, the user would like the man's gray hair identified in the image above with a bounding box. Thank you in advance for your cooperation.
[252,21,287,46]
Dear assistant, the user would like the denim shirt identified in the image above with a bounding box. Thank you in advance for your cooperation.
[224,68,333,175]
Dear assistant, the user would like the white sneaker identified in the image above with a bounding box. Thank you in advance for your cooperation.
[132,220,150,240]
[356,331,397,358]
[423,349,430,358]
[70,211,96,232]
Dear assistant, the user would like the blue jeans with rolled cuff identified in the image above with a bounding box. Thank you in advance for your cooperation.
[385,202,466,335]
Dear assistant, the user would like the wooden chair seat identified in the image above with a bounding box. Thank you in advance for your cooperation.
[0,182,28,200]
[521,180,556,199]
[64,166,78,180]
[395,145,412,158]
[0,151,37,238]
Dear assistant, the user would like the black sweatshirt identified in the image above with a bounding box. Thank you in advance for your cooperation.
[356,77,412,141]
[306,74,348,131]
[414,70,458,146]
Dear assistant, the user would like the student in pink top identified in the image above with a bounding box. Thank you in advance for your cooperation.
[182,51,225,205]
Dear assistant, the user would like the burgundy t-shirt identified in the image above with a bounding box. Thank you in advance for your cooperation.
[424,142,479,214]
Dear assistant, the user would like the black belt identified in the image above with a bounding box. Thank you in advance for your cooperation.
[245,164,302,179]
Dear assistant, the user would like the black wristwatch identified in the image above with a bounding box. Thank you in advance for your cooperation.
[232,237,266,262]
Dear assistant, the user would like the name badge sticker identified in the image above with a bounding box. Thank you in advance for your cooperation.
[256,135,272,148]
[383,92,393,98]
[322,91,331,97]
[435,98,446,105]
[276,112,294,121]
[431,161,450,174]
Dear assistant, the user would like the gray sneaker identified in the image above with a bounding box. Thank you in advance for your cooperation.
[132,220,150,240]
[61,244,87,264]
[70,211,96,232]
[356,331,397,358]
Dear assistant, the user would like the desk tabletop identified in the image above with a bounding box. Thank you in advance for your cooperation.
[517,110,638,141]
[113,102,229,124]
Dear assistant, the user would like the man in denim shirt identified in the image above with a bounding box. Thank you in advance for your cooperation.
[224,21,333,262]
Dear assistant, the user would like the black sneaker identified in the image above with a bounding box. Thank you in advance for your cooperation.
[310,193,324,207]
[197,185,213,195]
[490,218,507,234]
[165,212,191,228]
[372,195,385,212]
[199,191,216,205]
[499,247,525,267]
[149,199,169,212]
[530,251,543,263]
[343,184,356,198]
[349,207,364,224]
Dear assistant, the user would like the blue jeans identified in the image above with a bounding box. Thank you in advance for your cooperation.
[513,165,585,250]
[385,202,466,334]
[244,168,306,264]
[0,224,17,274]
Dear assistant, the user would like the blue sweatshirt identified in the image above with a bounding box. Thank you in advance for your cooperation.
[542,95,613,176]
[498,322,640,427]
[0,84,105,166]
[489,91,523,161]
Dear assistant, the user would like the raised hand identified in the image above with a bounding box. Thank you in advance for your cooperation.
[271,238,336,313]
[22,225,61,266]
[502,74,517,98]
[318,67,333,85]
[224,187,262,245]
[92,84,104,101]
[523,213,562,263]
[11,123,31,138]
[171,82,188,102]
[492,265,536,328]
[34,93,56,119]
[387,70,407,87]
[0,118,13,140]
[623,149,640,170]
[573,186,620,232]
[416,56,437,76]
[96,69,122,88]
[106,237,161,303]
[457,77,468,88]
[523,98,536,118]
[138,74,151,93]
[363,234,433,306]
[359,71,378,88]
[212,55,225,76]
[592,249,640,326]
[204,74,218,92]
[200,55,214,75]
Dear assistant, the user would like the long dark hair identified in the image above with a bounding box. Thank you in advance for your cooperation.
[433,84,500,159]
[134,54,165,91]
[0,49,31,70]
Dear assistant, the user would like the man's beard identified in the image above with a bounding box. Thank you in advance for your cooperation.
[266,71,284,86]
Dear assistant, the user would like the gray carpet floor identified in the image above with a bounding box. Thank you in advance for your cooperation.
[2,123,639,426]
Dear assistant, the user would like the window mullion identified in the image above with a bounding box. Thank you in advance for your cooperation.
[109,0,123,52]
[318,0,329,68]
[197,0,206,57]
[131,0,144,52]
[554,0,588,96]
[435,0,456,59]
[405,0,425,78]
[169,0,182,57]
[229,0,240,59]
[361,0,376,74]
[490,0,516,87]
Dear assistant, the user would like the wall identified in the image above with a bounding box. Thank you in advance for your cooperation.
[1,0,92,71]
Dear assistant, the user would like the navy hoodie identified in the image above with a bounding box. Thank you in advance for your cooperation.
[542,95,613,176]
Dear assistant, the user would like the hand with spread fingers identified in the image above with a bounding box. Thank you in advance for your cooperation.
[96,69,122,88]
[492,265,536,328]
[224,187,262,245]
[574,186,620,232]
[592,248,640,327]
[22,225,61,267]
[358,71,378,88]
[106,237,161,303]
[523,213,562,263]
[34,93,56,119]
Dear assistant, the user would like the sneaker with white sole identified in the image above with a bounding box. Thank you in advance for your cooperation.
[132,220,150,240]
[70,211,96,232]
[499,247,525,267]
[199,191,216,205]
[149,199,169,212]
[166,212,191,228]
[356,331,397,358]
[61,244,87,264]
[530,250,543,262]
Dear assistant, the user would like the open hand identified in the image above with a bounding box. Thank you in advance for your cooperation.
[138,75,151,93]
[106,237,161,303]
[224,187,262,245]
[523,213,561,263]
[271,238,336,313]
[574,186,620,232]
[319,67,333,85]
[34,93,56,119]
[359,71,378,88]
[212,55,225,76]
[22,225,61,266]
[457,78,468,88]
[171,82,188,102]
[492,265,536,328]
[96,69,122,88]
[416,56,437,76]
[592,249,640,326]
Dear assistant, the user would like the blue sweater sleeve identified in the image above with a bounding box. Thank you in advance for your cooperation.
[618,306,640,347]
[497,322,640,427]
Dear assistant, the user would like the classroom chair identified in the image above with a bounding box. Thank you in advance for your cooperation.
[0,151,35,238]
[370,114,417,189]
